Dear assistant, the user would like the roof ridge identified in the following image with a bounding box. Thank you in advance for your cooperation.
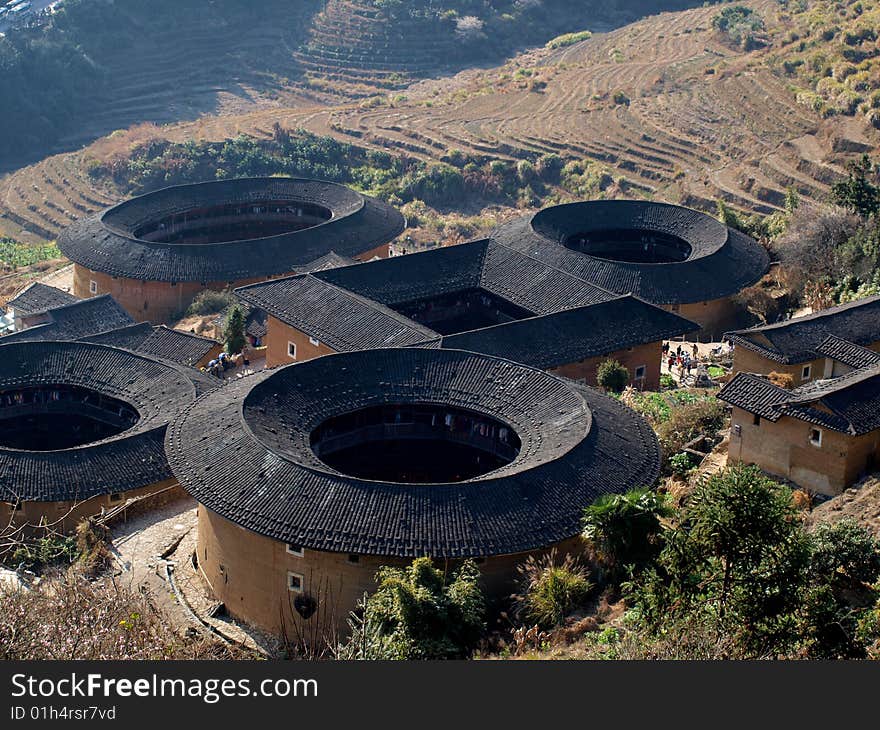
[315,276,439,338]
[728,295,880,336]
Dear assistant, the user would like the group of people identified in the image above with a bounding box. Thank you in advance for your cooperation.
[202,350,248,379]
[663,341,700,378]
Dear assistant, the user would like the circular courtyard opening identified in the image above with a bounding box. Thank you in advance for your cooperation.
[310,403,522,483]
[0,384,140,451]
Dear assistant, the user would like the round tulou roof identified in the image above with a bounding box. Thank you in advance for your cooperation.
[490,199,769,305]
[166,348,660,558]
[0,340,215,503]
[58,177,405,283]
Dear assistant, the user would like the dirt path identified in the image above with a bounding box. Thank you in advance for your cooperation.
[108,497,200,630]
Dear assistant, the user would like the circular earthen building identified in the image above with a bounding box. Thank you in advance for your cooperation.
[0,340,215,534]
[490,200,769,338]
[166,347,660,637]
[59,177,406,323]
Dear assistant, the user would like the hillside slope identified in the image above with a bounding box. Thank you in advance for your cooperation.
[4,0,876,246]
[0,0,700,167]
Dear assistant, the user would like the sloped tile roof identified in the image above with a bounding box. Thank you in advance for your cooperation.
[6,282,78,317]
[726,296,880,364]
[815,334,880,370]
[236,274,439,351]
[0,295,135,343]
[438,296,698,369]
[718,364,880,435]
[490,200,769,304]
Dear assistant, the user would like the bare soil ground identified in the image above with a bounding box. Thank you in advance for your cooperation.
[806,475,880,538]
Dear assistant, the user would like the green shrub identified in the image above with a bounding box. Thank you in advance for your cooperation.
[669,452,696,477]
[545,30,592,50]
[583,488,672,578]
[186,289,235,316]
[597,359,629,393]
[655,398,727,467]
[337,556,485,660]
[513,551,593,629]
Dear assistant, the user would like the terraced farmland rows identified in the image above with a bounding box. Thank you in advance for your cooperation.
[2,0,876,243]
[320,2,865,211]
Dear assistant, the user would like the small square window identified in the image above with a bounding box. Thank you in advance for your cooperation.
[287,571,304,593]
[347,554,360,564]
[89,280,98,294]
[809,428,822,447]
[287,342,297,360]
[802,365,811,380]
[309,336,320,347]
[109,492,122,503]
[286,543,304,557]
[753,414,761,426]
[634,365,646,380]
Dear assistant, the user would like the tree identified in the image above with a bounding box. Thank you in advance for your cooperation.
[800,519,880,658]
[224,305,246,355]
[339,557,485,660]
[596,359,629,393]
[634,466,810,656]
[776,204,860,297]
[582,488,672,579]
[831,154,880,218]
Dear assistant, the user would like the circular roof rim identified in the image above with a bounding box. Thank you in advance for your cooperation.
[98,176,366,247]
[0,339,196,455]
[237,348,594,487]
[529,199,730,266]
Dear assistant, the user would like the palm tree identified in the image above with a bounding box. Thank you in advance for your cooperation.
[582,487,672,580]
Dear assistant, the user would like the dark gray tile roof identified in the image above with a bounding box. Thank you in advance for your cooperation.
[0,295,135,343]
[235,238,694,357]
[236,274,439,351]
[490,200,769,305]
[437,296,699,370]
[6,282,78,317]
[136,326,220,367]
[58,178,405,283]
[166,348,660,558]
[0,340,215,502]
[718,364,880,435]
[726,296,880,364]
[300,251,358,272]
[317,239,488,305]
[815,334,880,370]
[81,322,154,350]
[81,323,220,368]
[316,239,614,313]
[245,308,267,339]
[478,241,613,312]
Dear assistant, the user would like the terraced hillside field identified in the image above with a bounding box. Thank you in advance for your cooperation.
[293,0,700,98]
[317,0,875,212]
[2,0,877,246]
[1,0,699,167]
